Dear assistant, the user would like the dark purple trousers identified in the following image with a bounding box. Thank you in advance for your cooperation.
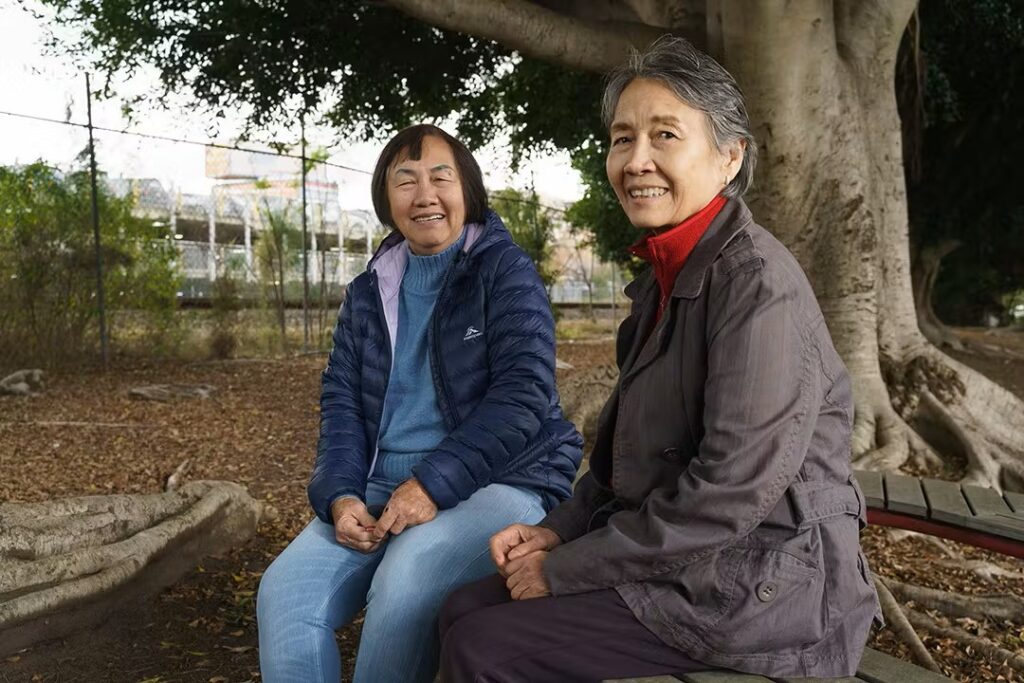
[438,574,708,683]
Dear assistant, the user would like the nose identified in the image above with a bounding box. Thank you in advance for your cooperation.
[622,138,655,176]
[413,182,438,206]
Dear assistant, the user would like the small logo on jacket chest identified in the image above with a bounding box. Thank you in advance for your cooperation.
[463,325,483,341]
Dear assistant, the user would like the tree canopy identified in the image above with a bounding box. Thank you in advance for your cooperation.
[35,0,640,258]
[43,0,1020,294]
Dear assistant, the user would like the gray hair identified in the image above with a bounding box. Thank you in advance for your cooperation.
[602,35,757,198]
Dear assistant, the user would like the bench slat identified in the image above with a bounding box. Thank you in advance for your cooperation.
[775,677,862,682]
[854,470,885,509]
[856,647,953,682]
[1003,490,1024,514]
[962,484,1012,516]
[884,474,928,517]
[961,513,1024,541]
[920,478,972,525]
[678,673,772,683]
[603,648,952,683]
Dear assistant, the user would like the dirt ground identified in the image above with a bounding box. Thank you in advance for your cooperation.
[1,327,1023,682]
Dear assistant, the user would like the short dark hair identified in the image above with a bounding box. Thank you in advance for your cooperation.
[371,124,488,229]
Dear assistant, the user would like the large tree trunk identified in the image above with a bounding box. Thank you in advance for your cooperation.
[382,0,1024,491]
[718,0,1024,490]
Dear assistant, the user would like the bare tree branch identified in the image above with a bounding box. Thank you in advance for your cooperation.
[535,0,704,32]
[379,0,682,73]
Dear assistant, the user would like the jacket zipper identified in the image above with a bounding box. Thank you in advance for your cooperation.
[367,271,394,477]
[429,251,465,431]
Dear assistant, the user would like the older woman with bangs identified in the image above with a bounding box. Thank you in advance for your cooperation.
[256,124,582,683]
[438,37,882,682]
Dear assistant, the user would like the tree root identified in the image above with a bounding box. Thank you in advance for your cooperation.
[0,482,262,629]
[165,459,193,492]
[0,420,152,429]
[851,392,941,472]
[0,370,44,397]
[896,531,1024,582]
[935,559,1024,582]
[855,346,1024,491]
[885,577,1024,621]
[906,608,1024,674]
[128,384,214,402]
[874,577,942,672]
[0,492,195,560]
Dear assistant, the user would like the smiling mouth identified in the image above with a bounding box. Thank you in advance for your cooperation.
[413,214,445,223]
[628,188,667,199]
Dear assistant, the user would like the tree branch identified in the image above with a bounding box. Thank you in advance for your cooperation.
[379,0,682,73]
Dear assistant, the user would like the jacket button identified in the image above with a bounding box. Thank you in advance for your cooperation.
[660,447,681,463]
[756,580,778,603]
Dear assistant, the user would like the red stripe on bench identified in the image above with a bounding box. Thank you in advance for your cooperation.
[867,509,1024,559]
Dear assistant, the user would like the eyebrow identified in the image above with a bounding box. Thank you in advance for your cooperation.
[392,164,454,178]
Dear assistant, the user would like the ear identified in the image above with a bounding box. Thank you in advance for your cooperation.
[722,139,745,183]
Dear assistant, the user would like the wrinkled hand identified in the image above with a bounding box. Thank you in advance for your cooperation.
[372,478,438,541]
[505,550,552,600]
[331,497,380,553]
[490,524,562,578]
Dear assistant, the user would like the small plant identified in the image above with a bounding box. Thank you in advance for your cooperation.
[208,271,242,359]
[254,201,301,351]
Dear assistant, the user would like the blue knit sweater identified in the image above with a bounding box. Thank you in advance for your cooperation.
[374,232,466,480]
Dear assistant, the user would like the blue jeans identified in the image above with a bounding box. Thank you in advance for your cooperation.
[256,476,544,683]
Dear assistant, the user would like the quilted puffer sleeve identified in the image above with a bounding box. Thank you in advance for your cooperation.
[307,288,370,524]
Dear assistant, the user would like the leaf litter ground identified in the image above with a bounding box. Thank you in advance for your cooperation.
[1,330,1023,682]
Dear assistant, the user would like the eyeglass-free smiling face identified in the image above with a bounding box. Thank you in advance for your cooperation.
[606,78,744,232]
[386,135,467,255]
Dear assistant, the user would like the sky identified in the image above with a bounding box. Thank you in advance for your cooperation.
[0,1,585,210]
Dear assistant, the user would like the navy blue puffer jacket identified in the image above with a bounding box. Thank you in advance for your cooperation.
[308,210,583,523]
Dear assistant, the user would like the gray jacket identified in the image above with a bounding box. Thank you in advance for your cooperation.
[540,199,882,678]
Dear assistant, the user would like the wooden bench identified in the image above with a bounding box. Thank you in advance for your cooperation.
[852,470,1024,559]
[603,472,1022,683]
[606,646,954,682]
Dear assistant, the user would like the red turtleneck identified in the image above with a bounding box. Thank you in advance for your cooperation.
[628,195,727,321]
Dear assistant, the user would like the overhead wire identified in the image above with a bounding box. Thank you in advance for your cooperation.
[0,106,570,214]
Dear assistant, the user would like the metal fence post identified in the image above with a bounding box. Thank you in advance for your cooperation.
[300,115,310,353]
[85,73,109,367]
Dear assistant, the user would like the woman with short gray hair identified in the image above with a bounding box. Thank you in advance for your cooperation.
[437,36,881,681]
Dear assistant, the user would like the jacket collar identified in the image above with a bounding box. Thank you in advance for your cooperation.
[369,209,509,301]
[623,199,752,303]
[671,198,753,299]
